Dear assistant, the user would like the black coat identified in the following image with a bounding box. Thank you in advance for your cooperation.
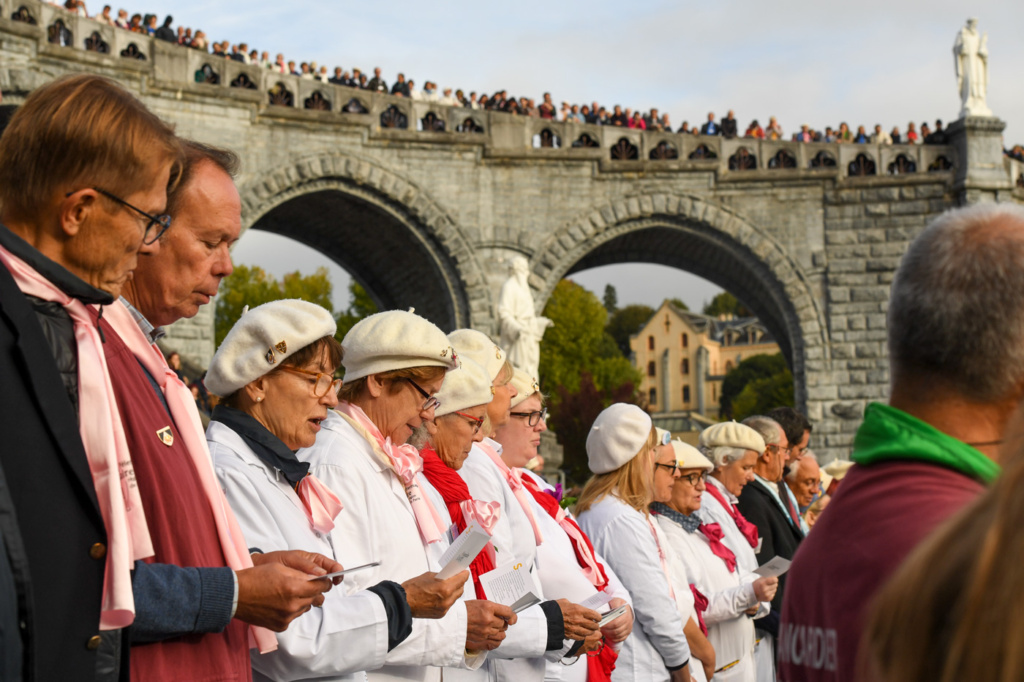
[0,234,111,679]
[736,479,803,636]
[720,117,738,139]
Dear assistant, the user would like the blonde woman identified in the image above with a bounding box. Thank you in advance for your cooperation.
[575,404,694,682]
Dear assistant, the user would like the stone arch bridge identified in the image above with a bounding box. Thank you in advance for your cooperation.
[2,0,1022,459]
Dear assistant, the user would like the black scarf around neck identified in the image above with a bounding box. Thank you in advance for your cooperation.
[650,501,702,533]
[211,404,310,487]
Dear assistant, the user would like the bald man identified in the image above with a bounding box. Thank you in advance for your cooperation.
[786,456,821,510]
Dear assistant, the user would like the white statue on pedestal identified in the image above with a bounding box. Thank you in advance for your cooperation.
[953,18,991,118]
[497,257,552,378]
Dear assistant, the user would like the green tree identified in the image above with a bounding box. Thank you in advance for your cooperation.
[539,280,639,395]
[215,265,334,346]
[668,297,690,312]
[605,304,655,356]
[335,280,379,342]
[602,284,619,314]
[719,353,791,419]
[730,369,795,421]
[703,291,751,318]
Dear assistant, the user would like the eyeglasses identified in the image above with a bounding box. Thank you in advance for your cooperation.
[403,378,441,412]
[454,411,485,435]
[654,462,679,476]
[767,443,792,456]
[75,187,172,245]
[679,472,708,486]
[510,407,548,427]
[279,366,342,398]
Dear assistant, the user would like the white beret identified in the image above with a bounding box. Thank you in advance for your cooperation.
[435,358,494,417]
[699,421,765,454]
[672,440,714,473]
[509,367,540,409]
[448,329,507,382]
[206,299,336,397]
[655,427,672,446]
[341,309,458,382]
[587,403,653,475]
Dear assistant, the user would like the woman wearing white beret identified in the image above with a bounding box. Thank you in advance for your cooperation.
[450,330,602,682]
[574,404,693,682]
[652,440,778,682]
[205,300,465,682]
[493,369,634,682]
[416,358,507,681]
[299,310,512,682]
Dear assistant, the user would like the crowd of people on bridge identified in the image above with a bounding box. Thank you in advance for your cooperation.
[4,69,1024,682]
[43,2,961,149]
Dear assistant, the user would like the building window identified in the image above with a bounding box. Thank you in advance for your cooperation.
[647,361,656,377]
[712,384,717,401]
[725,361,734,373]
[682,386,690,403]
[648,336,655,350]
[681,333,688,348]
[681,358,689,375]
[649,388,657,405]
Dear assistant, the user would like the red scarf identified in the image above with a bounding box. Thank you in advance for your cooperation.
[521,475,609,590]
[521,475,619,681]
[705,483,759,549]
[690,584,709,636]
[419,447,497,598]
[698,522,737,573]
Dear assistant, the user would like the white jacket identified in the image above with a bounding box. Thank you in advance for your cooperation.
[654,513,758,682]
[207,420,392,682]
[299,411,482,682]
[577,496,692,682]
[458,443,568,682]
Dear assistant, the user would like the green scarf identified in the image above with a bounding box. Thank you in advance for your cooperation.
[851,402,1001,484]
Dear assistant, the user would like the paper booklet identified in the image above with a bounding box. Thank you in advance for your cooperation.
[753,556,792,579]
[479,562,542,613]
[436,523,493,580]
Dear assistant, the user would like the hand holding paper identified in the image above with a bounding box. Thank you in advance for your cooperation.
[479,563,542,613]
[753,556,791,579]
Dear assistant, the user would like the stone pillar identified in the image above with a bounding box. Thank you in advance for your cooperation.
[695,346,709,417]
[947,116,1015,204]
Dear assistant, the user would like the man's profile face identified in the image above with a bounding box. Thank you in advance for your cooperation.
[131,161,240,326]
[789,429,810,464]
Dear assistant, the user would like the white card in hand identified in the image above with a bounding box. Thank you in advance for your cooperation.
[479,562,539,612]
[753,556,791,579]
[436,523,492,580]
[599,605,628,627]
[578,591,614,612]
[308,561,380,581]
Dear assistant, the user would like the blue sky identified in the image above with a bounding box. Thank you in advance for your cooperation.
[141,0,1023,311]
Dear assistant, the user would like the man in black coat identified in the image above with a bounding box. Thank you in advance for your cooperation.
[720,110,738,139]
[736,415,803,648]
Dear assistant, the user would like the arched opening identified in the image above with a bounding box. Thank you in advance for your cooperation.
[242,180,475,331]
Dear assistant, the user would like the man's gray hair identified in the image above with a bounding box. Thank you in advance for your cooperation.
[742,415,782,447]
[888,203,1024,402]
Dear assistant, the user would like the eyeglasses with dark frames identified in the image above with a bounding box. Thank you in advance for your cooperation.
[403,377,441,412]
[279,366,342,398]
[67,187,172,245]
[654,462,679,476]
[510,407,548,427]
[454,411,485,435]
[679,472,708,486]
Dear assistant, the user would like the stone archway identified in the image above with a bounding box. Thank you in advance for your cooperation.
[237,153,491,330]
[530,193,830,410]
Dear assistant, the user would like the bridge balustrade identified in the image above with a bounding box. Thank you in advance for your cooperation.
[0,0,957,183]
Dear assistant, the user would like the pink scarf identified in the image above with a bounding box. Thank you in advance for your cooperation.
[105,302,278,652]
[0,244,153,630]
[705,483,759,549]
[698,522,737,573]
[477,441,544,545]
[335,402,446,544]
[295,476,344,536]
[646,517,676,600]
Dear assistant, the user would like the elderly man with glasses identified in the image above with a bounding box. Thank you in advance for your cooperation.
[735,415,804,680]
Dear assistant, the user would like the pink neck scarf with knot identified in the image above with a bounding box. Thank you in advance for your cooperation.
[0,244,153,631]
[477,440,544,545]
[705,483,759,549]
[698,521,738,573]
[104,301,277,652]
[460,499,501,565]
[336,402,445,545]
[294,476,343,536]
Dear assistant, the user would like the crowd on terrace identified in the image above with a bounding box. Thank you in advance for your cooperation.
[43,2,974,150]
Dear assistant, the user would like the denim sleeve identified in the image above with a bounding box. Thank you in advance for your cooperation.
[129,561,235,643]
